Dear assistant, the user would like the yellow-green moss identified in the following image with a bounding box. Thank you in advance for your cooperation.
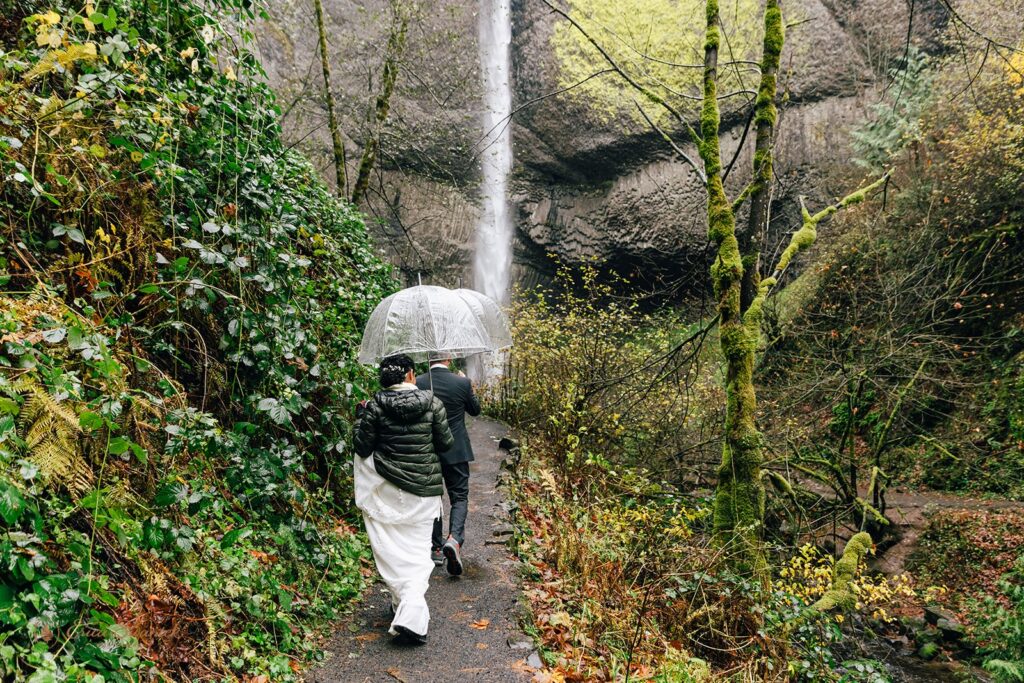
[549,0,760,124]
[812,532,873,611]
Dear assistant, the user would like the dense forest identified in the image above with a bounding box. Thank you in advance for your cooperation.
[1,0,1023,682]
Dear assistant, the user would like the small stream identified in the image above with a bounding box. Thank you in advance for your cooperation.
[853,637,990,682]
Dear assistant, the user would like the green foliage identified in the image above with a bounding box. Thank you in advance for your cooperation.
[489,263,714,476]
[975,554,1024,681]
[0,0,394,679]
[851,48,935,172]
[762,49,1024,504]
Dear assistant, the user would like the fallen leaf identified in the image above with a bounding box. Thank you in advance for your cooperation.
[476,642,489,649]
[385,668,407,682]
[533,670,566,683]
[355,633,381,642]
[544,611,572,627]
[512,659,536,673]
[470,618,491,630]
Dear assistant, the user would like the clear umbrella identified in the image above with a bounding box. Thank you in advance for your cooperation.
[453,288,512,350]
[357,285,492,364]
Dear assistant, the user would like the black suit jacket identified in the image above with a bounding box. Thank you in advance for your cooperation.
[416,367,480,464]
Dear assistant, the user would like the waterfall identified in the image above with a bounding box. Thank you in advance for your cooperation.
[474,0,513,305]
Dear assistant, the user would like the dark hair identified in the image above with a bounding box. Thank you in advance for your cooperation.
[379,354,415,387]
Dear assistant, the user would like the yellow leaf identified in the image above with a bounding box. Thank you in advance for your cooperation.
[469,618,490,630]
[42,10,61,24]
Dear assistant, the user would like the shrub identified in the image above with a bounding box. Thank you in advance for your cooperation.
[489,263,721,480]
[975,554,1024,682]
[760,45,1024,513]
[0,1,393,679]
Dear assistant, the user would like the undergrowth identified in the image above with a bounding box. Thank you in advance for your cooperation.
[1,1,393,680]
[761,47,1024,509]
[493,273,922,681]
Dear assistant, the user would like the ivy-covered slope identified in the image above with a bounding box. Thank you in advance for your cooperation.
[0,1,394,680]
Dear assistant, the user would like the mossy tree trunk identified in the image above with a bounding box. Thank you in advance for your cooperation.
[739,0,781,312]
[699,0,890,575]
[700,0,782,577]
[350,1,409,206]
[312,0,348,197]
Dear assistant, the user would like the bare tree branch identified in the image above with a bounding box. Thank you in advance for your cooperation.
[633,100,707,185]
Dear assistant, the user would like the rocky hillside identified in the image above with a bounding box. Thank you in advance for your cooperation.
[255,0,1017,297]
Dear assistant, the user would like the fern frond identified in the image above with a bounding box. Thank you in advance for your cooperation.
[106,478,139,508]
[23,43,99,82]
[15,378,91,498]
[25,439,93,496]
[982,659,1024,682]
[9,375,37,393]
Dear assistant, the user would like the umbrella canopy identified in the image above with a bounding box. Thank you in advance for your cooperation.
[453,288,512,351]
[358,285,492,364]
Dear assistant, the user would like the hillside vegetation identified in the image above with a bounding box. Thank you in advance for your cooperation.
[492,41,1024,682]
[0,1,393,680]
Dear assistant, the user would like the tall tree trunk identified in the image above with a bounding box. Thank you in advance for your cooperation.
[739,0,782,312]
[313,0,348,196]
[350,2,409,206]
[701,0,784,577]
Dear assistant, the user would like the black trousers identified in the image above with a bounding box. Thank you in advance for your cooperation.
[433,461,470,548]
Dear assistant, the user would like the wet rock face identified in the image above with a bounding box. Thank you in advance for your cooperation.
[505,0,950,295]
[257,0,948,294]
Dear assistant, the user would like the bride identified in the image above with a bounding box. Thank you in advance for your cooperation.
[352,354,453,644]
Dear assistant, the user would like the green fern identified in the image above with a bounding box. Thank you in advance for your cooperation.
[983,660,1024,683]
[14,378,93,498]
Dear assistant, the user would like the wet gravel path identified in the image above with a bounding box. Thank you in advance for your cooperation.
[307,417,534,683]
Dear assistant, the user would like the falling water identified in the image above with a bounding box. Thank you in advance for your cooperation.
[474,0,513,305]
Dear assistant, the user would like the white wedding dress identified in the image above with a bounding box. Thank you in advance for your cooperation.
[354,449,441,637]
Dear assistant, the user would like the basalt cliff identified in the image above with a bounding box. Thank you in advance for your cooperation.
[256,0,952,295]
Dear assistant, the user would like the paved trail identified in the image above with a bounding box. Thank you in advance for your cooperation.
[308,417,534,683]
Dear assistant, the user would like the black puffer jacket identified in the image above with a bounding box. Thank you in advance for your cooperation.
[353,388,454,497]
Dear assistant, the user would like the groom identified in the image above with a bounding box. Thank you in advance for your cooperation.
[416,356,480,576]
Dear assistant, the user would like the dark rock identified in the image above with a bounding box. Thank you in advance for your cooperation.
[936,617,965,641]
[924,605,957,626]
[916,627,942,644]
[498,436,520,452]
[492,523,515,538]
[885,635,910,650]
[899,616,926,636]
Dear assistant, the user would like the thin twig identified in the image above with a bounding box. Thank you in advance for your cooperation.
[632,101,707,185]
